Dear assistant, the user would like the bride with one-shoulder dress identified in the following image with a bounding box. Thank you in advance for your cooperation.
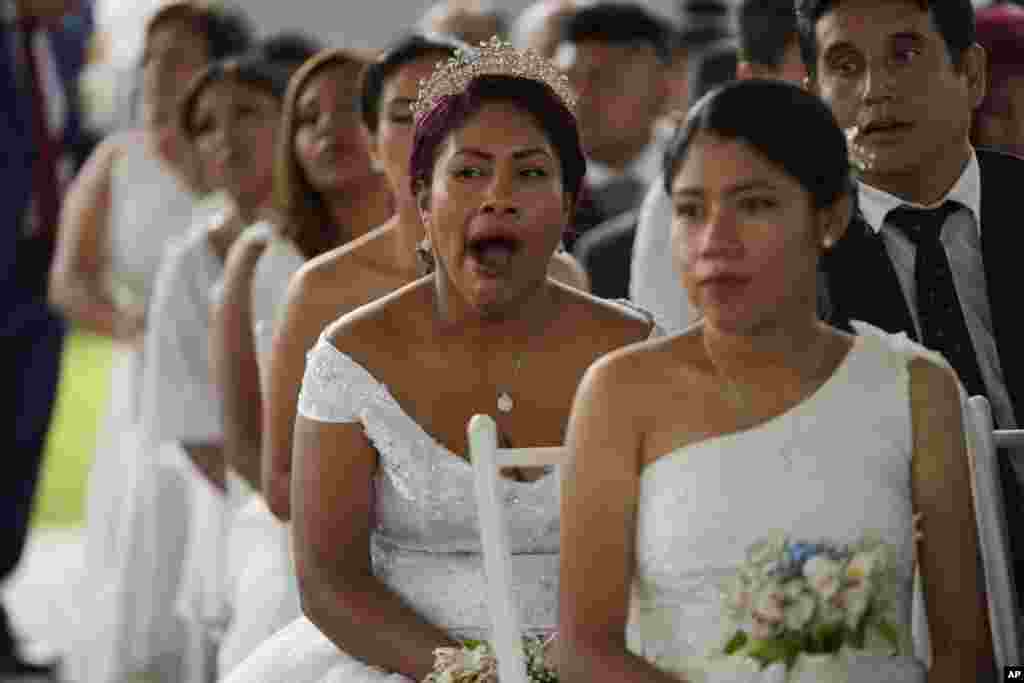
[624,322,934,682]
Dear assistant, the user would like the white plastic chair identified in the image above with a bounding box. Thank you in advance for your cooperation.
[966,395,1024,667]
[468,414,565,683]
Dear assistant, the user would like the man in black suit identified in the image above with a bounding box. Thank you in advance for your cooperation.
[2,0,92,677]
[800,0,1024,590]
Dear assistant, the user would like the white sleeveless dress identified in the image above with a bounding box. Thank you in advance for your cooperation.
[222,338,563,683]
[69,139,205,683]
[217,223,305,677]
[625,322,937,682]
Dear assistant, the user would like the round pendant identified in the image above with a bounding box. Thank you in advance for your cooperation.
[497,391,514,414]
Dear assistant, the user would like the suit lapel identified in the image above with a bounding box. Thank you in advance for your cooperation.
[822,210,917,338]
[977,150,1024,422]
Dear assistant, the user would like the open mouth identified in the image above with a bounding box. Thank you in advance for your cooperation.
[467,235,520,272]
[861,120,913,138]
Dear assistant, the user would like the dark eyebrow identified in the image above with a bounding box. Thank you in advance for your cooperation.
[672,180,780,200]
[452,146,553,161]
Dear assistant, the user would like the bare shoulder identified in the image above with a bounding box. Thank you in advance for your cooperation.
[907,354,963,422]
[322,278,429,361]
[589,324,704,389]
[553,282,656,345]
[289,225,393,300]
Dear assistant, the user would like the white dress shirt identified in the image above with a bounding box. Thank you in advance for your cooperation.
[856,150,1017,429]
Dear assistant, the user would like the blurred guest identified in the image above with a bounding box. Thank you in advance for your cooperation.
[2,0,92,676]
[53,4,253,683]
[630,0,805,332]
[141,52,291,683]
[511,0,576,59]
[209,47,388,677]
[418,0,507,45]
[972,3,1024,156]
[557,1,672,255]
[735,0,807,83]
[659,0,731,123]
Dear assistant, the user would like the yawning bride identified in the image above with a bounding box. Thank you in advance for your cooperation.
[223,38,659,683]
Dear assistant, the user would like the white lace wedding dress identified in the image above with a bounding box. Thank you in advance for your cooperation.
[626,322,934,682]
[222,336,561,683]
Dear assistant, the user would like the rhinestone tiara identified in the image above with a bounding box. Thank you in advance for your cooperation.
[412,35,578,124]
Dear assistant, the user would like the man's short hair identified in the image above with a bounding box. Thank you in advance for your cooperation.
[796,0,976,76]
[562,2,673,64]
[738,0,798,68]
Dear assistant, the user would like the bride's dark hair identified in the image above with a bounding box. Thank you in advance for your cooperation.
[409,75,586,209]
[663,79,853,210]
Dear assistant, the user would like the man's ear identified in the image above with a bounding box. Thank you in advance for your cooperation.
[820,191,853,250]
[961,42,988,111]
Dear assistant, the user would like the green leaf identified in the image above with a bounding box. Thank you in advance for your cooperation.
[810,622,845,653]
[747,634,803,669]
[723,631,749,655]
[875,619,902,654]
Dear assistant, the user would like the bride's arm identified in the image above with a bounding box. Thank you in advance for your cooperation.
[560,353,684,683]
[909,357,995,682]
[292,415,458,680]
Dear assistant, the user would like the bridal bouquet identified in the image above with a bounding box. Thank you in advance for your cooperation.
[714,532,911,678]
[422,635,558,683]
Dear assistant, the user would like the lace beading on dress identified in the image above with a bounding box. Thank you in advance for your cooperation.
[297,336,560,638]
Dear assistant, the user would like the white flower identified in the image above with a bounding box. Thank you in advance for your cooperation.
[781,583,817,631]
[804,556,843,600]
[830,582,872,631]
[752,583,786,623]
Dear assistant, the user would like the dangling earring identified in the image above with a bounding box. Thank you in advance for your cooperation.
[416,236,436,274]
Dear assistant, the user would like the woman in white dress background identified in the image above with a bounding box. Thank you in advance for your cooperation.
[224,41,656,683]
[559,79,993,682]
[49,5,253,682]
[140,53,292,682]
[209,46,391,676]
[260,35,590,528]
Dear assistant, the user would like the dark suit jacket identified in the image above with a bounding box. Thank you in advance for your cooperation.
[572,209,639,300]
[821,148,1024,426]
[2,5,93,336]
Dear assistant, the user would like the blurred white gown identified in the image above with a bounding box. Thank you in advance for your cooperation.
[625,322,933,682]
[216,223,305,677]
[68,138,205,683]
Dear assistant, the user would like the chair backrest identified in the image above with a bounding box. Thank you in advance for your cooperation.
[467,414,566,683]
[966,395,1024,668]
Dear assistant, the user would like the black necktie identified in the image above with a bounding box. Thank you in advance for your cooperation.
[886,202,987,398]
